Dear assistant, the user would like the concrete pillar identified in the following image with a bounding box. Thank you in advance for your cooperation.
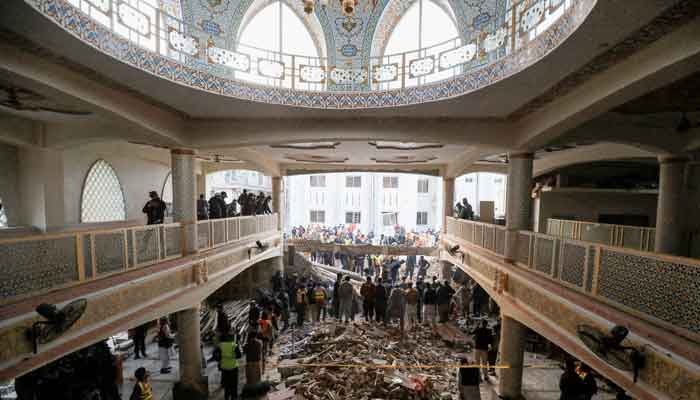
[173,306,208,400]
[171,149,198,254]
[498,314,527,400]
[443,177,455,233]
[272,176,282,229]
[504,153,534,262]
[655,156,688,256]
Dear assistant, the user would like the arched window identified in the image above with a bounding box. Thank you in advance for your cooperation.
[377,0,459,89]
[0,198,7,228]
[81,160,127,223]
[161,171,173,217]
[237,0,321,87]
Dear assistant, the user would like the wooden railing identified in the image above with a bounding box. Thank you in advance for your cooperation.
[445,217,700,340]
[546,218,655,252]
[0,214,279,304]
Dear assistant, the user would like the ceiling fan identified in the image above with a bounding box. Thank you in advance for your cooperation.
[196,154,244,164]
[0,86,92,116]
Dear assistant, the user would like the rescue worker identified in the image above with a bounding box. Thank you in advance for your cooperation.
[404,282,419,331]
[213,330,243,400]
[129,367,153,400]
[312,283,328,323]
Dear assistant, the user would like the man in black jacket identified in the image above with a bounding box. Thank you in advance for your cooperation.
[436,280,455,323]
[457,357,481,399]
[472,320,493,381]
[142,191,166,225]
[374,277,387,324]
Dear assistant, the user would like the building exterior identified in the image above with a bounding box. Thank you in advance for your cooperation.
[206,170,272,201]
[285,172,443,234]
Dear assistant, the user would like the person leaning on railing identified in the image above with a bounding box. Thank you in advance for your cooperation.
[143,191,166,225]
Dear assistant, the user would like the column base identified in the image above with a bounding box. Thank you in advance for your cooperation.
[173,376,209,400]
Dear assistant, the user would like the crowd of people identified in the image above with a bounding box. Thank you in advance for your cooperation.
[289,224,440,247]
[198,189,273,220]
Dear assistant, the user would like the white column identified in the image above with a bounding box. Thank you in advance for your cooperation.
[498,314,527,399]
[655,155,688,256]
[173,306,208,399]
[504,153,534,262]
[171,149,198,254]
[272,176,282,229]
[442,177,455,233]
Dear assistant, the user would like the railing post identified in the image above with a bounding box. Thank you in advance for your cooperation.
[76,234,86,281]
[591,245,601,295]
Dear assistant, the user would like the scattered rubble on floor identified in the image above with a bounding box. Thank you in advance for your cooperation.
[270,321,473,400]
[202,300,252,345]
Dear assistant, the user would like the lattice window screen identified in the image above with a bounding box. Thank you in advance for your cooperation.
[81,160,127,223]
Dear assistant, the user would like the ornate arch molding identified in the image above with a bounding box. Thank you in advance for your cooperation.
[234,0,328,58]
[370,0,460,59]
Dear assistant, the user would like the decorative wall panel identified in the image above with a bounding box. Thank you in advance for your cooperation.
[559,241,585,287]
[0,237,78,300]
[534,236,554,275]
[94,232,125,275]
[598,249,700,334]
[134,228,158,265]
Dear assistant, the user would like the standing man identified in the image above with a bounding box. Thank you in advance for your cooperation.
[436,280,455,323]
[416,278,425,324]
[457,358,481,400]
[133,323,148,359]
[213,329,243,400]
[472,320,493,381]
[312,283,328,323]
[422,282,437,325]
[387,284,407,333]
[294,285,307,328]
[405,254,416,280]
[338,276,354,323]
[238,189,249,216]
[244,332,263,386]
[197,194,209,220]
[157,317,174,374]
[209,193,223,219]
[404,282,419,331]
[360,277,375,322]
[142,191,166,225]
[374,277,387,324]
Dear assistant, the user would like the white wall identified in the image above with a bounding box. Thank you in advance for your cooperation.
[534,189,658,232]
[62,142,171,225]
[0,143,19,226]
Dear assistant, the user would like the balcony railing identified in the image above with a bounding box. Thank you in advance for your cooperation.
[0,214,279,304]
[50,0,580,93]
[546,218,655,252]
[445,217,700,339]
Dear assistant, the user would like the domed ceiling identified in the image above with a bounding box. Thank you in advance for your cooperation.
[18,0,593,108]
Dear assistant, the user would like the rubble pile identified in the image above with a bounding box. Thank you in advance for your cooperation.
[273,321,469,400]
[202,300,252,345]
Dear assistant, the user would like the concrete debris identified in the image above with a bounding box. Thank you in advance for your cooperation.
[269,321,472,400]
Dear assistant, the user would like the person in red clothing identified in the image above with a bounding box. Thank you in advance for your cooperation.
[258,311,273,356]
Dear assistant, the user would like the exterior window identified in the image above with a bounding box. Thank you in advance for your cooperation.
[310,210,325,223]
[416,211,428,225]
[310,175,326,187]
[417,179,429,193]
[81,159,127,223]
[345,212,361,224]
[382,212,398,226]
[161,172,173,217]
[346,176,362,188]
[0,198,6,227]
[383,176,399,188]
[494,178,503,183]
